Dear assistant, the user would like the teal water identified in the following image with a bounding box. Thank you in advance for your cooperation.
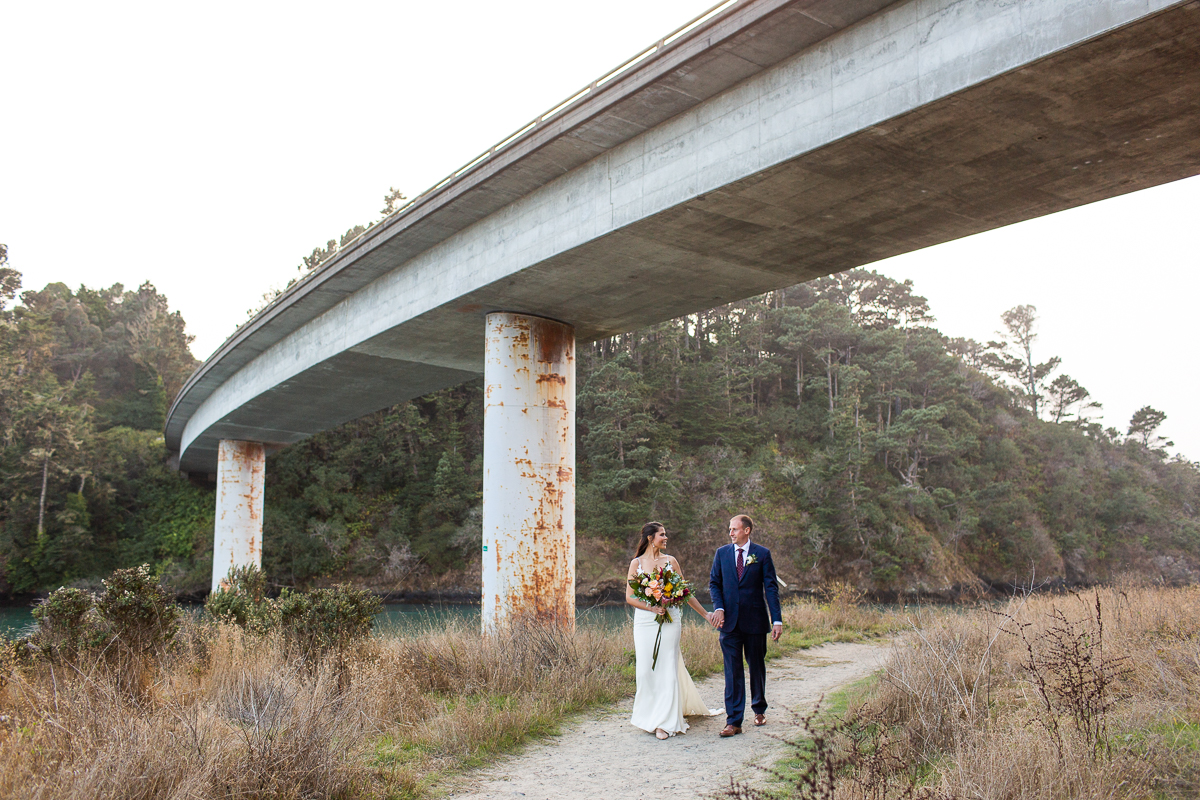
[0,605,35,638]
[375,602,633,634]
[0,602,634,639]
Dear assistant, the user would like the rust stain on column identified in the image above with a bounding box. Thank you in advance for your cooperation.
[212,439,265,593]
[482,313,575,633]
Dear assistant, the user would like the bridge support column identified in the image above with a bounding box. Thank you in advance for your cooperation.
[212,439,265,593]
[482,313,575,633]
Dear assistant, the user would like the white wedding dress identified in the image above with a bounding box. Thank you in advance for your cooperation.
[629,577,719,736]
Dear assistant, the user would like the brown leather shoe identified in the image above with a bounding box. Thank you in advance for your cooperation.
[754,714,766,726]
[719,724,742,737]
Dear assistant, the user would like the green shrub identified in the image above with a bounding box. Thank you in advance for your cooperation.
[30,587,109,662]
[33,586,92,630]
[204,564,275,630]
[96,565,181,656]
[276,584,380,661]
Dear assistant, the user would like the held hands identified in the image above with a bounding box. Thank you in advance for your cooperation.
[704,611,777,637]
[652,604,666,616]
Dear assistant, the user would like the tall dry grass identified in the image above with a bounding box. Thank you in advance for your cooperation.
[0,623,370,799]
[728,585,1200,800]
[0,609,762,799]
[782,582,904,645]
[870,586,1200,799]
[0,592,899,800]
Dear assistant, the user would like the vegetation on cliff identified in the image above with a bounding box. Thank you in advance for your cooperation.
[0,236,1195,598]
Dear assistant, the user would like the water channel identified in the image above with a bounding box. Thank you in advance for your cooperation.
[0,602,636,639]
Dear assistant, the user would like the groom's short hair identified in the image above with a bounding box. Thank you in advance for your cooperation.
[735,514,754,535]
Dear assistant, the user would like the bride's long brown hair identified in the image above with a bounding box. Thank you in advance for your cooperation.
[635,521,666,558]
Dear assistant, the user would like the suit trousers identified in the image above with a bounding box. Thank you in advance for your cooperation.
[720,626,767,726]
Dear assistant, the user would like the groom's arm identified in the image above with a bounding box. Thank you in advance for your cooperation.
[709,550,725,628]
[762,549,783,640]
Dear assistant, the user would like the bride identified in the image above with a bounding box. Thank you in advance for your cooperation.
[626,521,718,739]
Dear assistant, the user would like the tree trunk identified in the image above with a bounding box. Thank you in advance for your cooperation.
[796,353,803,409]
[38,449,50,537]
[824,351,835,436]
[617,420,625,467]
[1024,341,1039,418]
[855,397,862,455]
[825,351,834,413]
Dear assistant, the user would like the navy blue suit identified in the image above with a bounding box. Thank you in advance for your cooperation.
[709,541,783,727]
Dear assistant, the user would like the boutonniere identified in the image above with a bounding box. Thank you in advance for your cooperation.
[745,553,759,565]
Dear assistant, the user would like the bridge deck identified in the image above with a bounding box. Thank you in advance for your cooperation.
[168,0,1200,473]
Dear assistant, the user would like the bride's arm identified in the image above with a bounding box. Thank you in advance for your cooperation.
[668,557,711,620]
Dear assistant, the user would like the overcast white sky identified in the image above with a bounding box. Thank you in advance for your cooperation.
[3,1,1197,458]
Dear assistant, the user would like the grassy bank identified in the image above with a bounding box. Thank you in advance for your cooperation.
[0,591,900,800]
[730,584,1200,800]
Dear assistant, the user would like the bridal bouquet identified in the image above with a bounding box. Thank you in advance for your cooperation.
[629,563,691,669]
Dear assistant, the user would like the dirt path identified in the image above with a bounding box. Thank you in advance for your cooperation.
[446,640,892,800]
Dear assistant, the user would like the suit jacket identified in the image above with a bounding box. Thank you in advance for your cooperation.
[709,541,783,635]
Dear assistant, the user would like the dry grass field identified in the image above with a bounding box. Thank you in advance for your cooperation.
[14,583,1194,800]
[0,592,899,800]
[730,584,1200,800]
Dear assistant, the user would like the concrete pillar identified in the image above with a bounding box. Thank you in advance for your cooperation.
[212,439,265,593]
[482,313,576,632]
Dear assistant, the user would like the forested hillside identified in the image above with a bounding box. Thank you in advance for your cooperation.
[569,273,1199,594]
[0,244,210,596]
[1,238,1197,599]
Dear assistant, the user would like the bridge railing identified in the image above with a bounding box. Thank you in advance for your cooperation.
[278,0,746,295]
[171,0,751,445]
[204,0,748,380]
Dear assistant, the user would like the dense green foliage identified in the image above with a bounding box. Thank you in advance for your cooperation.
[251,270,1199,592]
[205,564,380,660]
[94,564,182,656]
[204,563,273,628]
[1,237,1196,596]
[274,584,382,660]
[28,566,181,663]
[569,272,1198,589]
[0,253,209,595]
[23,564,376,682]
[29,586,106,662]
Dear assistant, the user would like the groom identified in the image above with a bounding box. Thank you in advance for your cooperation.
[709,514,783,737]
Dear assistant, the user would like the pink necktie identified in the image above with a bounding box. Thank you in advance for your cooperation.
[736,548,745,580]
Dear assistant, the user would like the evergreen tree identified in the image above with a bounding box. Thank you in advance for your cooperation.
[983,305,1061,418]
[1128,406,1171,450]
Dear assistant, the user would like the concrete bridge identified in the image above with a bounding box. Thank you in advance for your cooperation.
[165,0,1200,628]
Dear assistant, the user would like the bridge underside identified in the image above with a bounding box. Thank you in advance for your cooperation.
[179,1,1200,474]
[439,0,1200,348]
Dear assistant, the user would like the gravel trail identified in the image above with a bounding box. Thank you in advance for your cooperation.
[446,639,892,800]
